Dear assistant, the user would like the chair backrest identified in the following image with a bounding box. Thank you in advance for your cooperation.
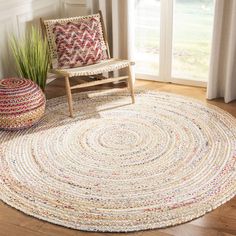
[40,11,110,69]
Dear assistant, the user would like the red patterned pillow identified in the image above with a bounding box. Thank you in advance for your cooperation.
[52,16,107,68]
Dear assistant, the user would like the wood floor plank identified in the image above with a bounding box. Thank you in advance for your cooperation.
[0,202,44,231]
[0,79,236,236]
[0,222,51,236]
[191,214,236,235]
[35,221,78,236]
[161,223,220,236]
[138,230,173,236]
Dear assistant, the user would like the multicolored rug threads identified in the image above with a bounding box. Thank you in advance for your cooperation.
[0,78,45,130]
[0,89,235,232]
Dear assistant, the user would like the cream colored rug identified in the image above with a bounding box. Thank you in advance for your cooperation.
[0,90,236,232]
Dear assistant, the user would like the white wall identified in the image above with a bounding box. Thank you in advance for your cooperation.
[61,0,88,17]
[0,0,87,78]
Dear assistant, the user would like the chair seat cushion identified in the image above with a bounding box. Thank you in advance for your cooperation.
[51,58,134,77]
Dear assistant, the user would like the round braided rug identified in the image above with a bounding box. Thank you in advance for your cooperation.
[0,90,236,232]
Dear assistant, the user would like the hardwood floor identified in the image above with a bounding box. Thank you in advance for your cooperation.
[1,78,236,236]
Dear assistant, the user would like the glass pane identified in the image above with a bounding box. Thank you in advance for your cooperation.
[172,0,215,81]
[135,0,160,75]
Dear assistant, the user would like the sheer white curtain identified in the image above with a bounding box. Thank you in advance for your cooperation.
[207,0,236,103]
[86,0,135,61]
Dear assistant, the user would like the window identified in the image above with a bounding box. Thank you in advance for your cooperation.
[135,0,160,76]
[134,0,215,85]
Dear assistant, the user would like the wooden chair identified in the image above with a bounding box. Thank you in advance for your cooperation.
[40,11,135,117]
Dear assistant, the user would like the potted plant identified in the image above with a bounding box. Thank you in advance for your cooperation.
[10,26,49,91]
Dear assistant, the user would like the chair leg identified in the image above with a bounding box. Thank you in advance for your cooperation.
[64,76,74,117]
[127,64,135,104]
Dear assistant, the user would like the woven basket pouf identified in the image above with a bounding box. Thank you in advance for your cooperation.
[0,78,46,130]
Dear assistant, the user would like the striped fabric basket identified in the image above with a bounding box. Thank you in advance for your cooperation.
[0,78,46,131]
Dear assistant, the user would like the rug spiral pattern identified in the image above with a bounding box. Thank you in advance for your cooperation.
[0,90,236,232]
